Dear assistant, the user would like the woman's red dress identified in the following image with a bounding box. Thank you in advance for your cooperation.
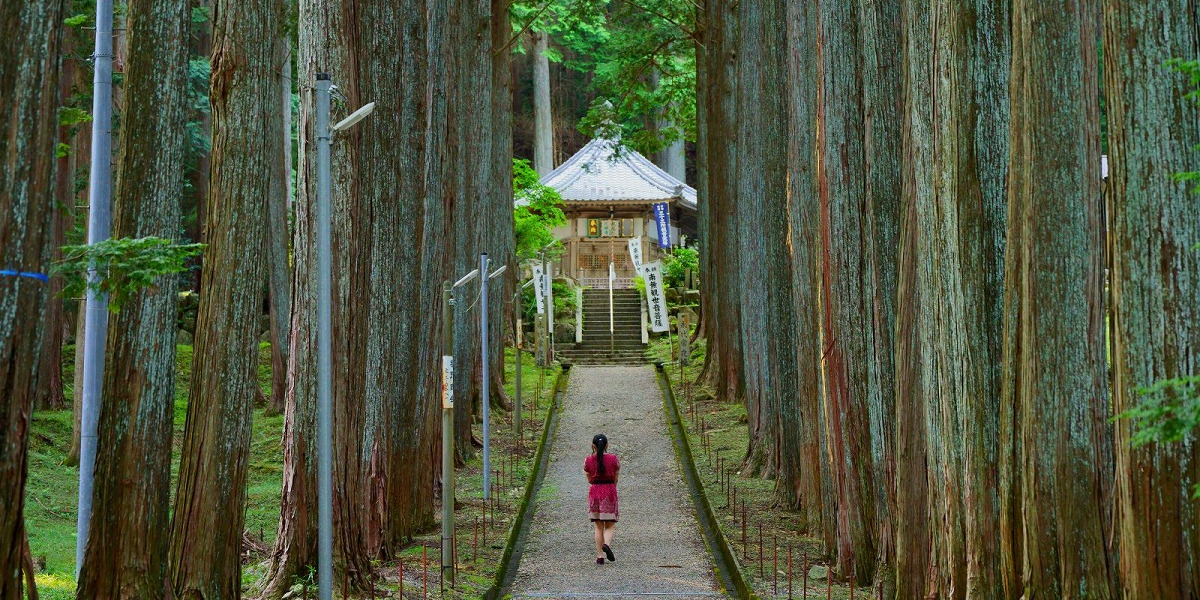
[584,453,620,522]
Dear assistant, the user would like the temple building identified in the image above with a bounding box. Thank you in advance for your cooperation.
[539,136,698,289]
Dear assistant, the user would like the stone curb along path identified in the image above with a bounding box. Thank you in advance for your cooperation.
[507,366,727,600]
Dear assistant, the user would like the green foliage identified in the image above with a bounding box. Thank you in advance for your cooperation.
[514,158,567,260]
[55,143,71,158]
[53,236,204,310]
[512,0,697,156]
[661,246,698,289]
[64,12,89,27]
[58,106,92,126]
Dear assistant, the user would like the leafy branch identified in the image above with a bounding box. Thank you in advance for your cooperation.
[53,236,204,310]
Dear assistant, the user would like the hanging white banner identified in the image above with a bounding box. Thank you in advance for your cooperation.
[531,264,546,314]
[627,237,644,272]
[643,260,669,333]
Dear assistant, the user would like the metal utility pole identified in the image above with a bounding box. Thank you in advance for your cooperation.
[480,254,490,501]
[76,0,114,575]
[513,288,523,444]
[540,250,551,365]
[480,258,508,501]
[314,73,334,600]
[441,281,455,587]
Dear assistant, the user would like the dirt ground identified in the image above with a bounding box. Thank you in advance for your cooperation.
[508,366,725,599]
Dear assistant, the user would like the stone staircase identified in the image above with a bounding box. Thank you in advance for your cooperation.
[556,289,647,366]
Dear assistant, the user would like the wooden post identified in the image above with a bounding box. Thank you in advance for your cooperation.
[473,517,479,562]
[788,544,793,599]
[422,544,427,599]
[399,561,403,599]
[773,533,778,595]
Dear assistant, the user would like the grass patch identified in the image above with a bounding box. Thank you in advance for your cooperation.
[26,342,558,598]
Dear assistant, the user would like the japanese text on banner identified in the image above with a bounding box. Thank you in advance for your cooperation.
[644,260,669,332]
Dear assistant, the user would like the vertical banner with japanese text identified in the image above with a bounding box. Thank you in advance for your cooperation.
[628,237,644,273]
[652,202,671,249]
[644,260,669,332]
[531,264,546,314]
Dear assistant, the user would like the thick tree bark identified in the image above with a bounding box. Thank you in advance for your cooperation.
[895,2,1012,598]
[734,0,785,481]
[700,0,742,409]
[75,0,187,596]
[168,0,280,594]
[491,0,516,412]
[0,0,62,593]
[266,42,293,417]
[815,0,901,584]
[1104,2,1200,597]
[532,30,554,176]
[784,0,833,550]
[449,0,494,463]
[1002,1,1113,597]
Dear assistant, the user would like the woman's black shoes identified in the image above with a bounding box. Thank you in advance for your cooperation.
[596,557,605,565]
[602,544,615,562]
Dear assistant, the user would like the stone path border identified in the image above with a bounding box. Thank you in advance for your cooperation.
[507,366,724,600]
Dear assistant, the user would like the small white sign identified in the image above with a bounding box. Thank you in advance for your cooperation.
[644,261,669,333]
[441,355,454,408]
[531,265,546,315]
[628,238,644,272]
[609,262,616,282]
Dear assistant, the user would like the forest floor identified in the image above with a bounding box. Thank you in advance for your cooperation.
[25,343,560,599]
[648,337,870,600]
[508,365,722,599]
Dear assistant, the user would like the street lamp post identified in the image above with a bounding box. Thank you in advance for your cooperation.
[76,0,115,575]
[314,73,374,600]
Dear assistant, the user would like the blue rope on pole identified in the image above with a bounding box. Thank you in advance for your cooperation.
[0,269,50,283]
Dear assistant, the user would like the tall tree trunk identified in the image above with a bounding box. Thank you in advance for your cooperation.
[1104,2,1200,597]
[815,0,901,584]
[491,0,516,411]
[168,0,280,594]
[262,0,356,587]
[531,30,553,176]
[895,2,1012,598]
[1002,1,1113,597]
[783,0,831,550]
[266,42,293,417]
[0,0,62,593]
[734,0,784,480]
[75,0,187,595]
[449,0,494,463]
[700,0,741,409]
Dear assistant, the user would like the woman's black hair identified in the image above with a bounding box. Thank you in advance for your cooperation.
[593,433,608,476]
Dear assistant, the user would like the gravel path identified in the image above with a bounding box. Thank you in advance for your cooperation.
[509,366,723,599]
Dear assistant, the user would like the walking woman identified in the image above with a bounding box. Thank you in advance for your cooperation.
[584,433,620,564]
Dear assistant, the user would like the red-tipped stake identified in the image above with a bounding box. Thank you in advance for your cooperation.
[826,561,831,600]
[773,533,778,595]
[422,544,428,599]
[787,544,793,599]
[398,560,403,599]
[473,517,479,562]
[803,551,808,600]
